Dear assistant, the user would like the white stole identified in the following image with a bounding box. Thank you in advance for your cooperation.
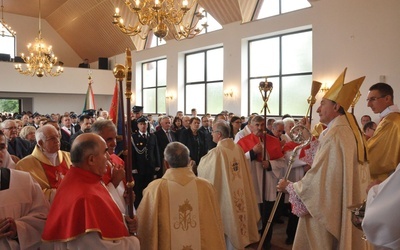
[168,179,201,250]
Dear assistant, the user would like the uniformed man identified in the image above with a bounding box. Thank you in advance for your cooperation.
[131,116,161,207]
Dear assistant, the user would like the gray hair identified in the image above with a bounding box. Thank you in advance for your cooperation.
[91,119,116,134]
[272,120,284,129]
[164,142,190,168]
[282,117,295,126]
[213,121,230,139]
[35,125,56,143]
[19,125,36,140]
[1,120,15,130]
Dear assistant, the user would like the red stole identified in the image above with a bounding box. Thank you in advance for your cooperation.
[41,160,69,189]
[237,133,284,160]
[42,167,129,241]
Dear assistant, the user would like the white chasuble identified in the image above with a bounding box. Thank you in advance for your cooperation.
[168,179,201,250]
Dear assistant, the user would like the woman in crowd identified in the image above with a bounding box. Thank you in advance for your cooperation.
[229,115,242,139]
[171,116,183,132]
[178,117,208,167]
[19,125,37,144]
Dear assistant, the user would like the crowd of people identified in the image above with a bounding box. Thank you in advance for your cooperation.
[0,78,399,249]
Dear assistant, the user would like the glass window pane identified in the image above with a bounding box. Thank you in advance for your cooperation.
[207,82,223,114]
[157,59,167,86]
[282,31,312,74]
[257,0,280,19]
[186,53,205,83]
[207,48,223,81]
[143,88,156,113]
[249,38,280,77]
[157,87,166,114]
[282,0,311,14]
[0,36,15,58]
[249,77,280,116]
[205,12,222,33]
[186,84,205,114]
[143,62,156,88]
[281,75,312,116]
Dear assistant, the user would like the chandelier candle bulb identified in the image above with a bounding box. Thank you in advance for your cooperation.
[113,0,207,40]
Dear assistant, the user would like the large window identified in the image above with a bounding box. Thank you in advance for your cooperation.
[141,58,167,114]
[0,23,15,59]
[184,47,223,115]
[255,0,311,20]
[248,29,312,116]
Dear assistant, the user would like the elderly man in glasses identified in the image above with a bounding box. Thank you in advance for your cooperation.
[1,120,33,160]
[366,82,400,182]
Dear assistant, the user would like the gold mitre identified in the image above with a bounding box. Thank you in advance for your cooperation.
[323,68,366,110]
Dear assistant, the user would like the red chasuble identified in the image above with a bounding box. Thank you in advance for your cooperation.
[237,133,284,160]
[42,167,129,241]
[41,160,69,188]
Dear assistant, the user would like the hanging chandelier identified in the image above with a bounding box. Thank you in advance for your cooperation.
[112,0,208,40]
[0,0,15,37]
[14,0,63,77]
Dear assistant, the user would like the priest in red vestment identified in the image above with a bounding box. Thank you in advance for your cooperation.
[41,133,139,249]
[237,115,286,249]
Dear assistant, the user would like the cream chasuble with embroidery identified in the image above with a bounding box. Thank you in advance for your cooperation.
[168,179,201,249]
[293,115,370,250]
[198,138,260,250]
[137,167,225,250]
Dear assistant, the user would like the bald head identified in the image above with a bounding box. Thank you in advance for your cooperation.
[71,133,109,176]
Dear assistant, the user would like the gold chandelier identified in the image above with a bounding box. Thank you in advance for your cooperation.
[14,0,63,77]
[0,0,15,37]
[112,0,208,40]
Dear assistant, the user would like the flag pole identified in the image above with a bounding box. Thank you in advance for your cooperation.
[113,49,134,218]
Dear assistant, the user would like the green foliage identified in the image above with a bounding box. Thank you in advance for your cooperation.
[0,99,19,113]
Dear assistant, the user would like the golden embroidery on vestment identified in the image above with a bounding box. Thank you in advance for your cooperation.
[182,246,193,250]
[234,189,248,236]
[174,199,197,231]
[231,159,241,180]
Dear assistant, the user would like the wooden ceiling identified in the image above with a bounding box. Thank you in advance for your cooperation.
[4,0,258,62]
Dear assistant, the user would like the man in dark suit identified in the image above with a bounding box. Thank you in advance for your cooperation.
[131,117,161,208]
[78,58,90,68]
[154,116,176,178]
[1,120,33,160]
[69,115,92,145]
[70,113,79,134]
[199,115,216,150]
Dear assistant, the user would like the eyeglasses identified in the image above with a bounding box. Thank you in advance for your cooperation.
[366,96,386,102]
[3,126,17,130]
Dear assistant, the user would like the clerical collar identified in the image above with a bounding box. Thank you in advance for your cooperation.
[43,151,59,166]
[380,104,400,119]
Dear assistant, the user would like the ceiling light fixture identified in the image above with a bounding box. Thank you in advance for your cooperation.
[14,0,63,77]
[112,0,208,40]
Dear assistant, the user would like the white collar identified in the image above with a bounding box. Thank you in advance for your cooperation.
[380,104,400,119]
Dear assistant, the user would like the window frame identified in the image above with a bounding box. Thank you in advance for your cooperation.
[184,46,223,116]
[141,58,167,114]
[247,28,313,117]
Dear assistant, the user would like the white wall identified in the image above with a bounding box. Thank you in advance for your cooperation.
[1,0,399,125]
[5,12,82,67]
